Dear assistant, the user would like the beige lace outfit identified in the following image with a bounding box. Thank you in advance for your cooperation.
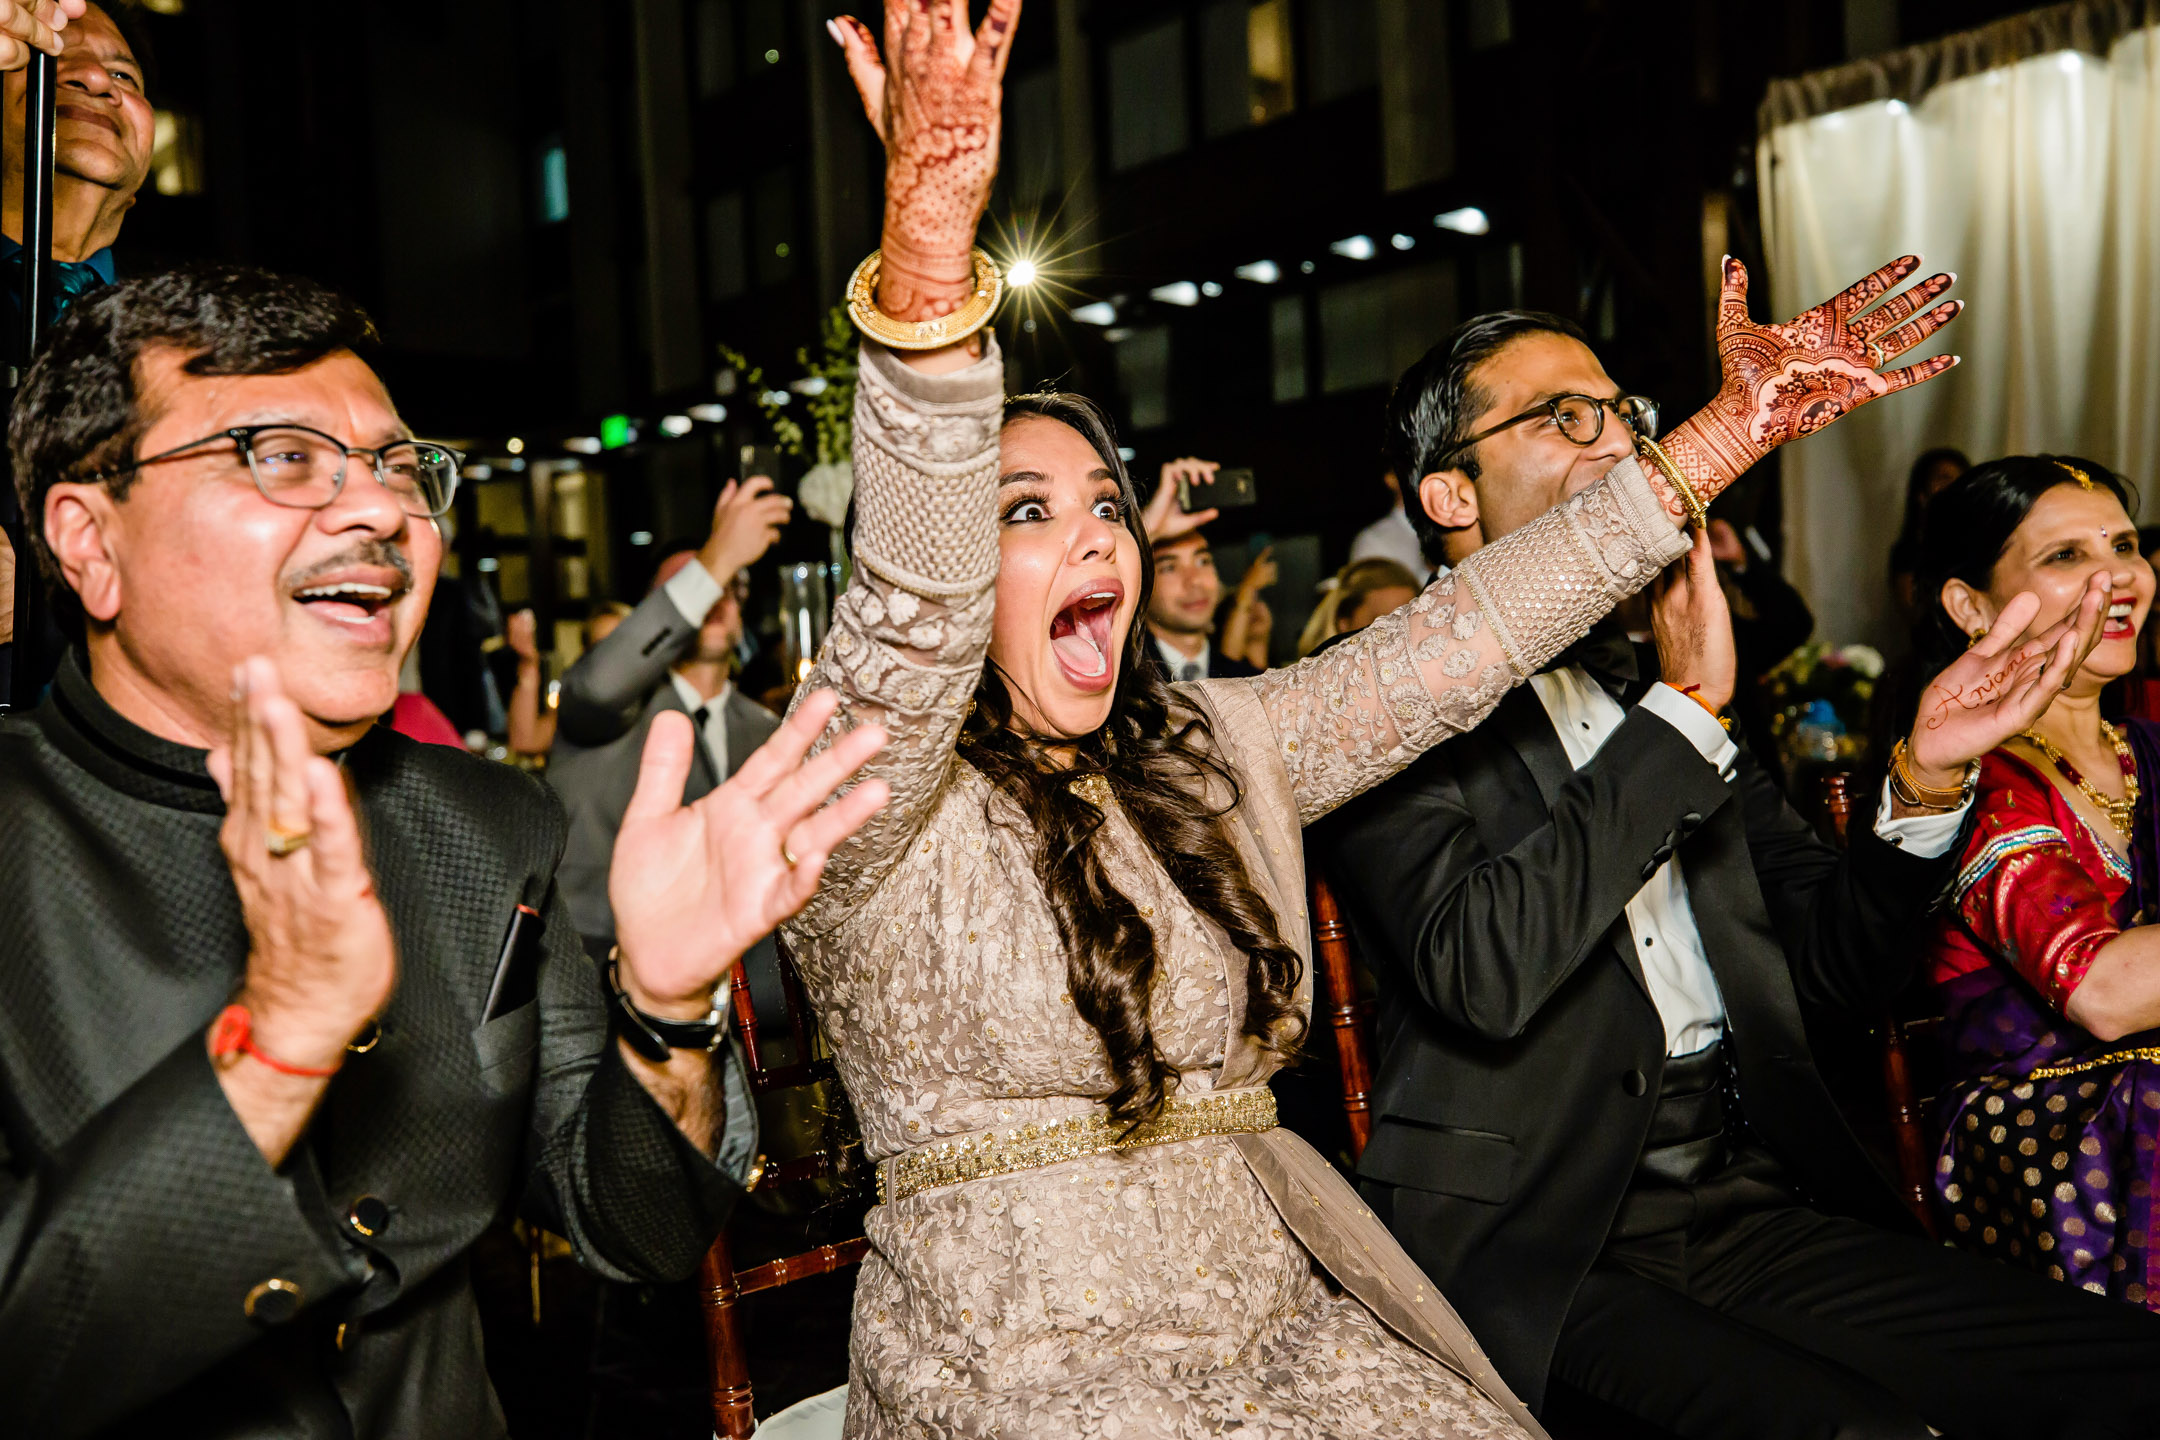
[783,341,1689,1438]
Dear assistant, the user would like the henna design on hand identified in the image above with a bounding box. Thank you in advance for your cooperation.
[1648,255,1963,520]
[834,0,1021,325]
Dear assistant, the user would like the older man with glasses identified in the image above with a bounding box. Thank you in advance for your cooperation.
[1312,307,2160,1438]
[0,265,890,1436]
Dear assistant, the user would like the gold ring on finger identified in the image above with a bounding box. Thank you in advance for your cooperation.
[1865,339,1887,370]
[781,836,800,869]
[266,824,314,857]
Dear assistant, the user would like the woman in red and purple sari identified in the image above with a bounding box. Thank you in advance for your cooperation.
[1919,454,2160,1308]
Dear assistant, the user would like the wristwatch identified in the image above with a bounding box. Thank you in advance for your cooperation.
[605,950,730,1064]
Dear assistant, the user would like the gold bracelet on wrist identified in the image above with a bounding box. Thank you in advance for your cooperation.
[845,247,1004,351]
[1635,434,1708,530]
[1889,738,1977,810]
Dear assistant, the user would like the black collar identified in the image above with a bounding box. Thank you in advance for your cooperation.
[39,649,227,814]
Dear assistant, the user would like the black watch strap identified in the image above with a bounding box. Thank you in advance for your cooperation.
[605,955,727,1064]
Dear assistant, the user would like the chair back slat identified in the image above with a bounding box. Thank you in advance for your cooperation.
[1311,875,1376,1160]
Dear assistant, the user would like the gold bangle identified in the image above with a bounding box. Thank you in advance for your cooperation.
[845,247,1004,351]
[1636,434,1708,530]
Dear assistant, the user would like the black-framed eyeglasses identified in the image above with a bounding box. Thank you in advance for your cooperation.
[92,424,465,519]
[1442,393,1660,463]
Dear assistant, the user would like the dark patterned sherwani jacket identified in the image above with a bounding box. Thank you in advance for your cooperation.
[0,654,753,1438]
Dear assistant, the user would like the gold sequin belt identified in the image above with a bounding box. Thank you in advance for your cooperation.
[2022,1047,2160,1081]
[875,1086,1278,1206]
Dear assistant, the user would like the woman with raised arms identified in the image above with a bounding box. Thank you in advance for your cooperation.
[774,2,2048,1433]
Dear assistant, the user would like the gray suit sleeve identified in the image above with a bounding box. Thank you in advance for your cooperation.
[0,1043,359,1432]
[555,572,707,748]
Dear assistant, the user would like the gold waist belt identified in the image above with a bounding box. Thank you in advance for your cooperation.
[876,1086,1277,1206]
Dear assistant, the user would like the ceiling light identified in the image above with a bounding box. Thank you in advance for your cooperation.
[1071,301,1117,325]
[505,436,525,455]
[789,375,829,395]
[687,402,727,423]
[1200,280,1224,298]
[1234,260,1281,284]
[629,530,654,546]
[1150,281,1201,306]
[762,389,792,407]
[1299,260,1316,274]
[658,414,693,438]
[1103,327,1133,343]
[1433,207,1491,235]
[1117,447,1137,462]
[462,462,492,481]
[1329,235,1376,261]
[565,436,602,455]
[1390,233,1415,251]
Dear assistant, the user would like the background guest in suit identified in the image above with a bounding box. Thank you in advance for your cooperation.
[0,264,890,1435]
[1316,308,2160,1440]
[504,600,632,761]
[1348,467,1432,583]
[1137,454,1257,682]
[550,475,791,960]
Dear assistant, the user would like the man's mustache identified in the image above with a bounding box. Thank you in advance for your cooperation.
[283,540,415,593]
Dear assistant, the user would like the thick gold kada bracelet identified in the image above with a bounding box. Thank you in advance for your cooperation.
[1636,433,1708,530]
[846,247,1004,351]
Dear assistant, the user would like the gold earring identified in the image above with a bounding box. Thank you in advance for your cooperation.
[1968,630,1986,648]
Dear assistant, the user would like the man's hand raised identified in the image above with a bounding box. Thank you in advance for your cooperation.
[1141,457,1220,544]
[609,688,888,1019]
[697,476,793,584]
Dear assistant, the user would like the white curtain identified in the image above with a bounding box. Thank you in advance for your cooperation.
[1759,22,2160,649]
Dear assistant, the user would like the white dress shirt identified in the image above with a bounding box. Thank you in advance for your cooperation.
[1155,634,1212,683]
[1529,668,1969,1057]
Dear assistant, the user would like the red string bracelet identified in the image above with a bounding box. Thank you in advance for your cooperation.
[1675,683,1735,731]
[209,1004,343,1078]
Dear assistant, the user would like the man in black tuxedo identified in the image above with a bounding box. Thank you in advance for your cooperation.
[1317,310,2160,1439]
[0,266,887,1436]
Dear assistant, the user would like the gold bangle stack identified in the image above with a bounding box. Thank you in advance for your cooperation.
[1888,738,1978,811]
[845,247,1004,351]
[1635,434,1708,530]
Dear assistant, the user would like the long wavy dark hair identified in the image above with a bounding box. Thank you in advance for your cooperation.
[957,392,1306,1129]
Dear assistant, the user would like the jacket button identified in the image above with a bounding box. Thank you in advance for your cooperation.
[245,1277,304,1325]
[1680,811,1704,829]
[1640,860,1659,881]
[347,1195,391,1238]
[1651,842,1675,865]
[1622,1069,1649,1097]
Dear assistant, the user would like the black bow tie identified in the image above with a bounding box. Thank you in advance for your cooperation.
[1547,622,1642,701]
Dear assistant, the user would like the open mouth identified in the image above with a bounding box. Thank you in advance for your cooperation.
[291,578,402,629]
[1049,580,1123,691]
[2104,597,2137,640]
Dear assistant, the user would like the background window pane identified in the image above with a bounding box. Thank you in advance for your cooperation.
[706,191,746,299]
[1308,0,1376,102]
[694,0,735,97]
[1247,0,1295,125]
[1270,295,1307,403]
[1116,326,1172,430]
[1108,19,1189,172]
[752,169,794,286]
[1006,67,1062,208]
[1320,260,1459,394]
[1200,1,1250,139]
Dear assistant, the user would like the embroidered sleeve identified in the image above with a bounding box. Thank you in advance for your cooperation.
[1245,454,1690,824]
[784,341,1003,935]
[1952,755,2119,1013]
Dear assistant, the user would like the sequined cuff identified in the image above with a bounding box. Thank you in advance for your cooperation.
[1455,456,1690,676]
[851,340,1006,592]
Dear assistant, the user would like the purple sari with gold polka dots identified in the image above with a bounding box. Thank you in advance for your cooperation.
[1926,722,2160,1310]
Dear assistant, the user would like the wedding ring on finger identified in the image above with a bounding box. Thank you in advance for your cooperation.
[781,836,800,870]
[1865,339,1887,370]
[266,824,314,858]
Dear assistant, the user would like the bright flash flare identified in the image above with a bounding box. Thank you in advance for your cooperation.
[1008,258,1040,287]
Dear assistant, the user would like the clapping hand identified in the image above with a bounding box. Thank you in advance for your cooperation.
[0,0,85,71]
[1655,255,1963,519]
[608,689,889,1019]
[1907,574,2109,786]
[1142,458,1221,543]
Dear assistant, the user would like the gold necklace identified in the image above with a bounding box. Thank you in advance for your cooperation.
[2019,721,2138,839]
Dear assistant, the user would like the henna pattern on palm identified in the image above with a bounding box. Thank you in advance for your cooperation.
[835,0,1021,325]
[1653,255,1963,522]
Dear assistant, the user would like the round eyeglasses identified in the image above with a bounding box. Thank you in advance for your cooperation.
[1442,393,1660,463]
[93,424,465,519]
